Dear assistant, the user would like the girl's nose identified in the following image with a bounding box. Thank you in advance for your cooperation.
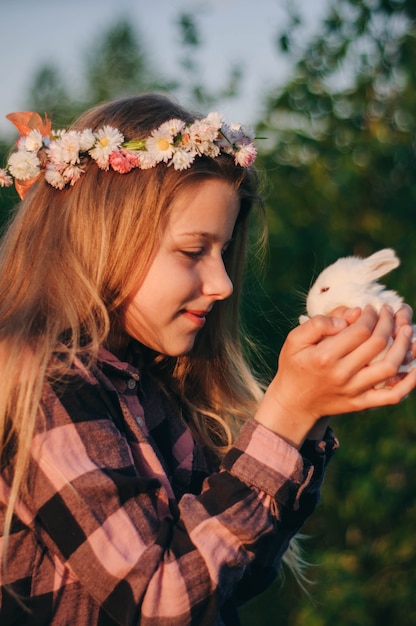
[202,257,233,300]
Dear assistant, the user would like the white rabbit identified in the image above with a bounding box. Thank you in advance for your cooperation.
[299,248,416,374]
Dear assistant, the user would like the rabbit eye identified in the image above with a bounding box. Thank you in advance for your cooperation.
[320,287,330,293]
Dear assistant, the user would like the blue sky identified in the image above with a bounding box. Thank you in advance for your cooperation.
[0,0,328,135]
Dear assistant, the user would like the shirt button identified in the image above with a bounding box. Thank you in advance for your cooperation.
[127,379,137,390]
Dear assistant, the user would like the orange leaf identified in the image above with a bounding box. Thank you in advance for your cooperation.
[6,111,51,137]
[14,177,39,200]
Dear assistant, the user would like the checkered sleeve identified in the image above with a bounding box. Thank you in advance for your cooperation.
[10,383,334,626]
[180,419,336,605]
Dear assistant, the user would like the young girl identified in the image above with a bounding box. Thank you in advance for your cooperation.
[0,94,415,626]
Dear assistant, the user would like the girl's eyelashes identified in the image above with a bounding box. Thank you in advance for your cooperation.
[181,249,204,259]
[179,240,233,260]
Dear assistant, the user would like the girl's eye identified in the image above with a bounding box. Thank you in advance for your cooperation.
[181,249,204,259]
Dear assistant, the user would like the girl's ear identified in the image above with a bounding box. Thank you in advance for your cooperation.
[361,248,400,281]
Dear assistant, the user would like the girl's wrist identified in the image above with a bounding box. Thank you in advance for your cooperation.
[254,387,319,449]
[306,416,330,441]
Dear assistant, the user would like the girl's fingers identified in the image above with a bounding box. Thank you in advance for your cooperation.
[394,304,413,334]
[393,304,416,361]
[352,365,416,410]
[308,307,411,392]
[340,306,396,371]
[345,324,413,392]
[384,323,414,367]
[328,306,362,324]
[310,305,381,365]
[287,314,348,354]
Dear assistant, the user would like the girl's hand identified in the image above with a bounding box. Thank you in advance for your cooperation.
[254,305,416,448]
[394,303,416,362]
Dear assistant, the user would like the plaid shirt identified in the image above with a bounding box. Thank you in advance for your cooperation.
[0,346,337,625]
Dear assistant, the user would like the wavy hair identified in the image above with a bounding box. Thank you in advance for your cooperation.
[0,94,303,580]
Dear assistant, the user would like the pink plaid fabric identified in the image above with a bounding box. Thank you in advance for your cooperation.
[0,346,337,625]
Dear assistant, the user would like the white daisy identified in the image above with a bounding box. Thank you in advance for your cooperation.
[157,118,185,138]
[187,119,221,156]
[16,136,27,150]
[24,130,44,153]
[78,129,96,152]
[146,128,175,163]
[171,149,195,170]
[57,131,82,165]
[44,165,67,189]
[89,126,124,168]
[199,142,221,158]
[47,140,70,170]
[190,119,219,143]
[8,150,40,180]
[63,165,84,186]
[204,112,223,130]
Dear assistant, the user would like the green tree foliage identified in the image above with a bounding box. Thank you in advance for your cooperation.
[240,1,416,624]
[83,20,167,104]
[26,20,170,126]
[28,66,75,129]
[176,12,243,108]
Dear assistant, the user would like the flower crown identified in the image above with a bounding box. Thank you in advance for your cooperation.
[0,111,257,199]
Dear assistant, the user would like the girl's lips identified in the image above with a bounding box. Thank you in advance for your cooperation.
[182,309,208,327]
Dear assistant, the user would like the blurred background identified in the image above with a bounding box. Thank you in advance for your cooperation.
[1,0,416,624]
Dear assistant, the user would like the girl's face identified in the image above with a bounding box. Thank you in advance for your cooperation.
[123,179,240,356]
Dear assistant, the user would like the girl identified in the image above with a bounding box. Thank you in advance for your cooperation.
[0,94,415,625]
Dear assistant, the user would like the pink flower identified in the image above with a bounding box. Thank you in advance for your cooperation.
[0,168,13,188]
[125,150,141,168]
[234,144,257,167]
[109,149,140,173]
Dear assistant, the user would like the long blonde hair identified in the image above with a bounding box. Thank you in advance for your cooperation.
[0,93,266,541]
[0,93,309,588]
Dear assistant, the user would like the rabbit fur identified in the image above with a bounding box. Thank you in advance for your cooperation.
[299,248,416,374]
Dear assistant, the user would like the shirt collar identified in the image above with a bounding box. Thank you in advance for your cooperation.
[97,344,142,381]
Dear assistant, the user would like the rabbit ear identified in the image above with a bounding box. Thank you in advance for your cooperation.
[361,248,400,281]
